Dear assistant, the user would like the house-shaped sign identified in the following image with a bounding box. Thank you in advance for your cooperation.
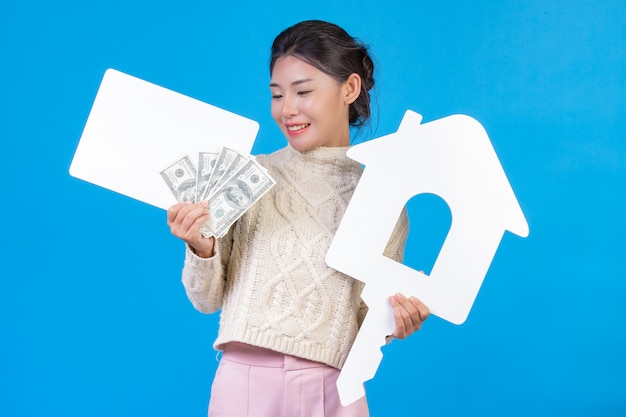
[325,110,529,405]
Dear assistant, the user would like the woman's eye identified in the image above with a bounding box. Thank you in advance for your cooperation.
[297,90,312,96]
[271,94,283,100]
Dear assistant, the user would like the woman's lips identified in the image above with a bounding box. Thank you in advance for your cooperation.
[285,123,311,134]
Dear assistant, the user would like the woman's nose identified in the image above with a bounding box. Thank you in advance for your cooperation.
[281,94,298,117]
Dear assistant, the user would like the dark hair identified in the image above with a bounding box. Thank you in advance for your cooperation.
[270,20,375,128]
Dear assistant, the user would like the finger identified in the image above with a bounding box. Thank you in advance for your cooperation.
[177,201,207,227]
[392,305,408,339]
[395,293,423,329]
[390,293,431,338]
[395,293,423,330]
[168,202,207,240]
[167,202,191,226]
[409,296,431,323]
[389,295,412,339]
[177,202,210,237]
[191,209,210,230]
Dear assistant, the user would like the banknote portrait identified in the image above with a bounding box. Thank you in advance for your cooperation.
[223,180,252,209]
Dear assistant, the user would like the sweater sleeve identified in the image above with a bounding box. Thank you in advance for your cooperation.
[383,206,410,262]
[181,231,233,314]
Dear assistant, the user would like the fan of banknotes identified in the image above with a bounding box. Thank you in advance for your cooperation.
[160,147,276,238]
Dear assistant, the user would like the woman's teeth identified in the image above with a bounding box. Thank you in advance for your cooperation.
[287,124,310,132]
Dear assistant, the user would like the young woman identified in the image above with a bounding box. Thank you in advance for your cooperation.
[167,20,430,417]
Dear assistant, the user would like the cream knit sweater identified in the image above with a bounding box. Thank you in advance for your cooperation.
[181,145,408,369]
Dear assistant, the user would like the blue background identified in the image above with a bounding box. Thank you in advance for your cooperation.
[1,1,625,416]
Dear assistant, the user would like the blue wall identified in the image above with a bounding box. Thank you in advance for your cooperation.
[1,1,624,416]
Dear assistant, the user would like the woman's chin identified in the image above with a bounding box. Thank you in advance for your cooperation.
[286,137,315,152]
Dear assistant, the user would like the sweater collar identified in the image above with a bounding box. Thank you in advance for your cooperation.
[285,145,361,173]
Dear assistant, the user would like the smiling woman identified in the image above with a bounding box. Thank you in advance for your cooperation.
[166,19,430,417]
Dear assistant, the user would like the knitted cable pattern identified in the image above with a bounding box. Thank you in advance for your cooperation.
[181,145,408,369]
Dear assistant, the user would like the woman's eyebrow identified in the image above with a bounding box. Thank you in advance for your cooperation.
[269,78,314,88]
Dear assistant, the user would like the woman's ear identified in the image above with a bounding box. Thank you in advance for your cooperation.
[343,73,362,105]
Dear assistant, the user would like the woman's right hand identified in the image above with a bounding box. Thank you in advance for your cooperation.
[167,201,215,258]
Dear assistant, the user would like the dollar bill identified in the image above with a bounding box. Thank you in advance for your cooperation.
[199,146,245,200]
[200,158,276,238]
[196,151,219,202]
[205,151,250,201]
[160,155,198,203]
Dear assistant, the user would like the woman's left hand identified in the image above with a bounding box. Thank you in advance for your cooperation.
[388,293,430,339]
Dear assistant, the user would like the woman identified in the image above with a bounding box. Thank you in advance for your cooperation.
[168,20,430,417]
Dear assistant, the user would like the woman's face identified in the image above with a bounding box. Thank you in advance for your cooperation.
[270,56,353,152]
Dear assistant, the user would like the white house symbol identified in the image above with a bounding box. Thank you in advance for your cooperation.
[325,110,529,405]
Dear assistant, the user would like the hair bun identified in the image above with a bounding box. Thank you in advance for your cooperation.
[360,50,375,92]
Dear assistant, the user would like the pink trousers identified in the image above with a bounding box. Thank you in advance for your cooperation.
[207,342,370,417]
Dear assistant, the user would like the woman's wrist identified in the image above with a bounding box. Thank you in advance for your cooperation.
[190,237,215,258]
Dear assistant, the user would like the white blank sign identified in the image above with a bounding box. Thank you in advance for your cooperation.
[69,69,259,210]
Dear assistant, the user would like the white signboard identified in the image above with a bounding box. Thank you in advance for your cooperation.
[69,69,259,210]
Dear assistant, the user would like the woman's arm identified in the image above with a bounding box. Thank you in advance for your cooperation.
[168,201,231,313]
[181,243,228,313]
